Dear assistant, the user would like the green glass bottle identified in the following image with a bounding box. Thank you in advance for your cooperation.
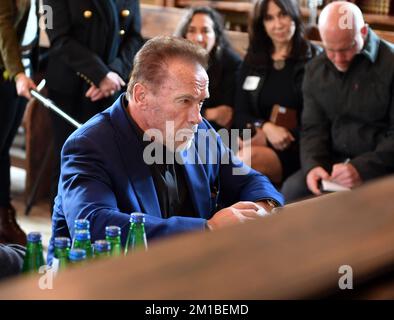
[68,249,87,265]
[54,237,71,271]
[105,226,122,256]
[72,230,93,258]
[94,240,111,258]
[22,232,45,274]
[124,213,148,255]
[74,219,90,231]
[72,219,90,247]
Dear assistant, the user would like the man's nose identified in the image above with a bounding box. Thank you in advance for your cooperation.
[189,104,203,125]
[334,51,346,62]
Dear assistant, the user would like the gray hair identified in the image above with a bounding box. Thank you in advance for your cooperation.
[127,36,209,99]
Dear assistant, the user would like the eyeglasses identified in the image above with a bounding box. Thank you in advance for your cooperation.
[324,40,357,54]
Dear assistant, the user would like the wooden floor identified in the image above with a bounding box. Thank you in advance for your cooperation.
[10,166,52,253]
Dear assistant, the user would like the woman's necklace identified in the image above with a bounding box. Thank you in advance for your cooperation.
[273,59,286,70]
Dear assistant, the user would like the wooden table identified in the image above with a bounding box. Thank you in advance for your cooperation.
[1,176,394,299]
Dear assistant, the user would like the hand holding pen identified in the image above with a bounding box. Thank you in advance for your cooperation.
[330,158,362,189]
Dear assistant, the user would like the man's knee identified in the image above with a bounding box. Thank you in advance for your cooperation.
[281,170,311,204]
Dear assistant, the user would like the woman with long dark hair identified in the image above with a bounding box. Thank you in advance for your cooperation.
[234,0,321,185]
[175,6,242,131]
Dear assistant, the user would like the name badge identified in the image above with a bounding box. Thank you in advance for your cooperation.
[242,76,260,91]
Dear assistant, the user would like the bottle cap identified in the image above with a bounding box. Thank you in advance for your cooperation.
[94,240,111,252]
[27,232,42,243]
[74,219,90,230]
[130,212,145,223]
[54,237,71,249]
[105,226,121,237]
[69,249,86,261]
[74,229,91,241]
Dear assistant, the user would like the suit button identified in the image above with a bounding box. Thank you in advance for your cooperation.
[119,29,125,36]
[83,10,92,19]
[121,9,130,17]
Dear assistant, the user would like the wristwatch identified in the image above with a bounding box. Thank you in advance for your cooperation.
[259,199,280,212]
[253,120,265,130]
[243,120,265,139]
[263,199,279,209]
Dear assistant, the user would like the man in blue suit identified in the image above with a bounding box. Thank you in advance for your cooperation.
[48,36,283,262]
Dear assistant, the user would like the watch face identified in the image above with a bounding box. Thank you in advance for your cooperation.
[254,121,264,129]
[267,200,278,208]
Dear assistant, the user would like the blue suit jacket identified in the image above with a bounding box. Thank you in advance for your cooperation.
[48,95,284,262]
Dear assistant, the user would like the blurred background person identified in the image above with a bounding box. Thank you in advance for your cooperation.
[0,244,25,280]
[234,0,320,186]
[175,6,242,131]
[43,0,143,212]
[281,1,394,202]
[0,0,38,245]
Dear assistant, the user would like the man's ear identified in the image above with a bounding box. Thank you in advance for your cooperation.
[133,83,147,110]
[360,24,369,40]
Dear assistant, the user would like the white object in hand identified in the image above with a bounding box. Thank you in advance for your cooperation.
[257,207,268,216]
[321,179,351,192]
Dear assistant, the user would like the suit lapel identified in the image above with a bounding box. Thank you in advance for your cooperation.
[109,97,162,217]
[179,147,211,219]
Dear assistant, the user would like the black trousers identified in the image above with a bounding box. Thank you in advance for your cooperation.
[280,169,313,204]
[0,78,26,207]
[48,88,116,212]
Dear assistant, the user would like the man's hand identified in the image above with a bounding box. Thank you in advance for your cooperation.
[306,166,330,195]
[98,71,125,97]
[204,105,233,128]
[262,122,295,151]
[85,85,106,102]
[330,162,362,188]
[207,201,264,230]
[15,73,36,99]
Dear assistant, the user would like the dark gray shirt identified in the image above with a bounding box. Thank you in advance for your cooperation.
[301,29,394,181]
[0,244,25,281]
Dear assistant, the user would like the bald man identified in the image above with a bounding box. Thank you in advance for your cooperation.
[282,1,394,202]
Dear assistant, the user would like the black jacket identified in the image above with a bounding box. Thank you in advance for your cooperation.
[234,41,321,130]
[301,30,394,181]
[43,0,143,95]
[204,46,242,110]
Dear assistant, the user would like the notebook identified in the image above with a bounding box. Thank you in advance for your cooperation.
[269,104,297,130]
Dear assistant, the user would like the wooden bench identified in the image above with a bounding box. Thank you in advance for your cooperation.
[141,3,249,56]
[141,3,393,60]
[171,0,394,31]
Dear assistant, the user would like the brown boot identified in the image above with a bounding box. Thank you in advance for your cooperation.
[0,205,27,246]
